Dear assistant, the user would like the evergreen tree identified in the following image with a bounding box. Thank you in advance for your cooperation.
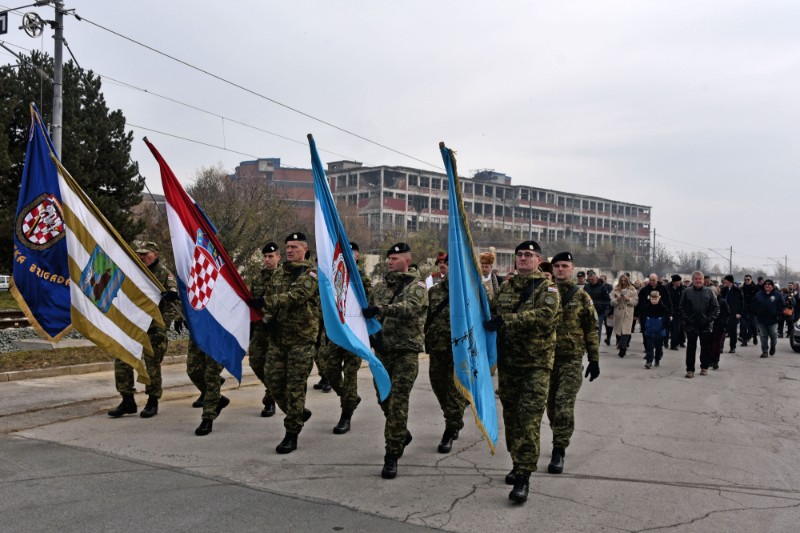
[0,51,144,271]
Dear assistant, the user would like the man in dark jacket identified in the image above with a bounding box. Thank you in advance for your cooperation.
[740,274,759,346]
[667,275,685,350]
[584,269,610,344]
[721,275,743,354]
[680,271,720,378]
[754,279,784,358]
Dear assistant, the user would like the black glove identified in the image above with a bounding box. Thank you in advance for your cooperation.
[585,361,600,382]
[162,290,179,302]
[362,306,381,319]
[173,319,183,334]
[248,297,265,310]
[484,315,504,332]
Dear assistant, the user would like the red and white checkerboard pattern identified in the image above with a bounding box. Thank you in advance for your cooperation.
[22,200,64,245]
[187,246,220,310]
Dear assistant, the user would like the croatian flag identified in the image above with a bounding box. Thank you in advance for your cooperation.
[308,134,391,401]
[145,139,259,381]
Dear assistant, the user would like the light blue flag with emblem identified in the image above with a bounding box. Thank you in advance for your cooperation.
[441,142,498,453]
[309,134,391,401]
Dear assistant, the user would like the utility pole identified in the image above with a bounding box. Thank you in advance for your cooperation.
[652,227,656,268]
[729,246,733,275]
[52,0,65,156]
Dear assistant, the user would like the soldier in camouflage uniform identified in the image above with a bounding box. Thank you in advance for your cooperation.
[108,241,180,419]
[363,242,428,479]
[259,233,320,454]
[247,241,281,417]
[424,253,467,453]
[187,340,230,435]
[486,240,560,503]
[547,251,600,474]
[323,242,370,435]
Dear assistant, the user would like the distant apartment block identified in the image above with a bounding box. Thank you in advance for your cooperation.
[326,161,652,266]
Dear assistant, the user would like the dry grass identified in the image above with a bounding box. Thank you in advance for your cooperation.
[0,340,189,373]
[0,291,19,310]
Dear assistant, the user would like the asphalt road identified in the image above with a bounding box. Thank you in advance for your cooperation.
[2,333,800,532]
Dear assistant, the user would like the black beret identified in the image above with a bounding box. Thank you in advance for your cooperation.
[515,240,541,254]
[671,274,682,282]
[551,251,573,264]
[285,232,307,243]
[723,274,734,283]
[387,242,411,256]
[349,241,360,251]
[262,241,279,254]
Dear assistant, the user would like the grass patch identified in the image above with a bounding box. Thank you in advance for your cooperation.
[0,340,189,373]
[0,291,19,310]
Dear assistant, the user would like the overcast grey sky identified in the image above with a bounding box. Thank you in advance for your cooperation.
[2,1,798,273]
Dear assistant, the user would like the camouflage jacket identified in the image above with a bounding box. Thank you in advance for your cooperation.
[265,260,320,345]
[250,267,280,332]
[490,271,561,370]
[371,270,428,353]
[554,279,599,363]
[151,260,179,329]
[250,267,280,298]
[424,276,450,354]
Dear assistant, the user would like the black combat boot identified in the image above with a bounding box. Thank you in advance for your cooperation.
[195,419,213,436]
[192,393,205,408]
[261,398,276,417]
[333,409,353,434]
[215,395,230,415]
[508,472,530,503]
[313,377,325,390]
[276,432,298,454]
[381,455,398,479]
[437,428,459,453]
[548,447,565,474]
[139,396,159,418]
[108,394,137,417]
[397,430,413,458]
[505,468,516,485]
[303,408,312,422]
[321,378,332,393]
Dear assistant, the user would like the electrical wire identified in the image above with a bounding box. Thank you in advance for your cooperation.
[70,12,443,171]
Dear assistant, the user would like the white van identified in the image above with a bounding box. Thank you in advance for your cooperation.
[0,275,10,291]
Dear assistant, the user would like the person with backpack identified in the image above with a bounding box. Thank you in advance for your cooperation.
[547,252,599,476]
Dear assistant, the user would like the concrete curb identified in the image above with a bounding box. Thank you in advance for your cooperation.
[0,355,188,383]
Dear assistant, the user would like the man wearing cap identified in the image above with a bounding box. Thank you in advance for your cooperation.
[547,252,599,475]
[246,241,281,418]
[480,248,500,300]
[485,240,561,504]
[259,232,320,453]
[363,242,428,479]
[322,241,371,435]
[667,275,685,350]
[721,275,743,354]
[584,269,611,344]
[424,252,467,454]
[108,241,180,419]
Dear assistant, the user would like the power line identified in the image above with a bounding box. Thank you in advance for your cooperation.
[70,12,444,171]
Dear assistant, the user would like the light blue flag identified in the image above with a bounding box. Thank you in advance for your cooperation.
[441,142,498,453]
[309,134,391,401]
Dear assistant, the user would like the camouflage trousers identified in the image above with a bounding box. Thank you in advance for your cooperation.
[428,349,466,432]
[114,327,167,398]
[498,365,551,474]
[248,326,273,401]
[375,350,419,457]
[265,341,314,433]
[546,357,584,449]
[323,345,362,412]
[187,341,224,421]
